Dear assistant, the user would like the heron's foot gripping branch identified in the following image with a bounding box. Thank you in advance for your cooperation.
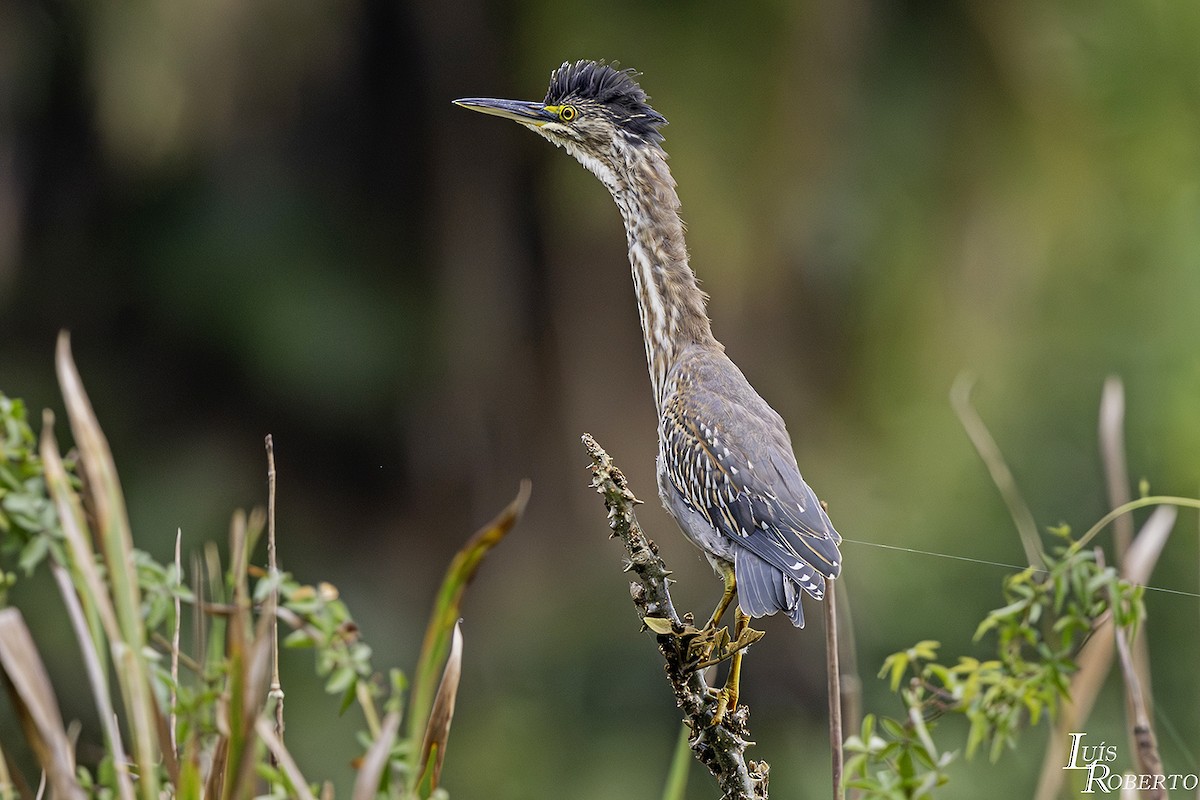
[583,432,769,800]
[644,618,765,672]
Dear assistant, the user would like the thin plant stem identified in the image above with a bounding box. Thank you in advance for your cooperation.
[266,435,285,756]
[1072,496,1200,554]
[171,529,182,758]
[950,374,1044,570]
[825,583,843,800]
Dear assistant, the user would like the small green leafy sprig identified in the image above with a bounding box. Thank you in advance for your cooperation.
[0,393,74,591]
[845,529,1145,799]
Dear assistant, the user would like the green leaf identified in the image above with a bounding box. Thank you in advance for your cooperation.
[325,665,356,696]
[879,716,907,741]
[17,534,49,575]
[284,630,316,649]
[338,681,358,716]
[880,652,908,692]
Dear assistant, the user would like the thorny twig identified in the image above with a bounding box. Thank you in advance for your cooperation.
[583,433,768,800]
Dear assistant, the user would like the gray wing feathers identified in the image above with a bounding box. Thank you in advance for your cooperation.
[660,348,843,626]
[735,549,805,627]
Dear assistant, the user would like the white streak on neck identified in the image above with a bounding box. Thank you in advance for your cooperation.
[562,135,716,407]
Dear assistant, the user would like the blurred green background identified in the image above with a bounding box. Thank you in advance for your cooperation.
[1,0,1198,797]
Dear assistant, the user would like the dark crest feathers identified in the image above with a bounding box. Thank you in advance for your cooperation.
[545,60,667,141]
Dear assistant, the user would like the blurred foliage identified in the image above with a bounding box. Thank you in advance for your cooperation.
[0,393,66,592]
[0,362,523,798]
[2,1,1199,797]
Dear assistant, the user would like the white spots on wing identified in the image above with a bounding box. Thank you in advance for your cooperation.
[729,466,739,476]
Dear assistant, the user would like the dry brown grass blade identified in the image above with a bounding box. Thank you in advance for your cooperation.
[0,609,86,800]
[1099,377,1135,557]
[205,736,229,800]
[417,621,463,793]
[352,711,401,800]
[1099,547,1164,799]
[1122,506,1176,583]
[255,718,317,800]
[1099,377,1155,729]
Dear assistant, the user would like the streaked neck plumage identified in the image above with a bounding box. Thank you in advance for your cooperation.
[561,133,719,407]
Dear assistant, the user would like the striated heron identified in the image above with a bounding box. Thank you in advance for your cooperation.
[455,60,842,720]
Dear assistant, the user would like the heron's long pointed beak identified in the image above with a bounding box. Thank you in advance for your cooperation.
[453,97,556,126]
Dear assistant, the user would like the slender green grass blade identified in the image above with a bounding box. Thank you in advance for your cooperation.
[39,412,122,646]
[54,334,162,800]
[661,721,692,800]
[49,562,138,800]
[406,481,529,748]
[41,412,137,800]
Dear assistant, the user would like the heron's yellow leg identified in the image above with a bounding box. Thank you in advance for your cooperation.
[710,606,750,726]
[705,562,737,631]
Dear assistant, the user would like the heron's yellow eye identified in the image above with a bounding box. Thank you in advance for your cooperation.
[559,105,577,122]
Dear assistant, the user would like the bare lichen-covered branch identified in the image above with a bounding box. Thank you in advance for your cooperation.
[582,433,768,800]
